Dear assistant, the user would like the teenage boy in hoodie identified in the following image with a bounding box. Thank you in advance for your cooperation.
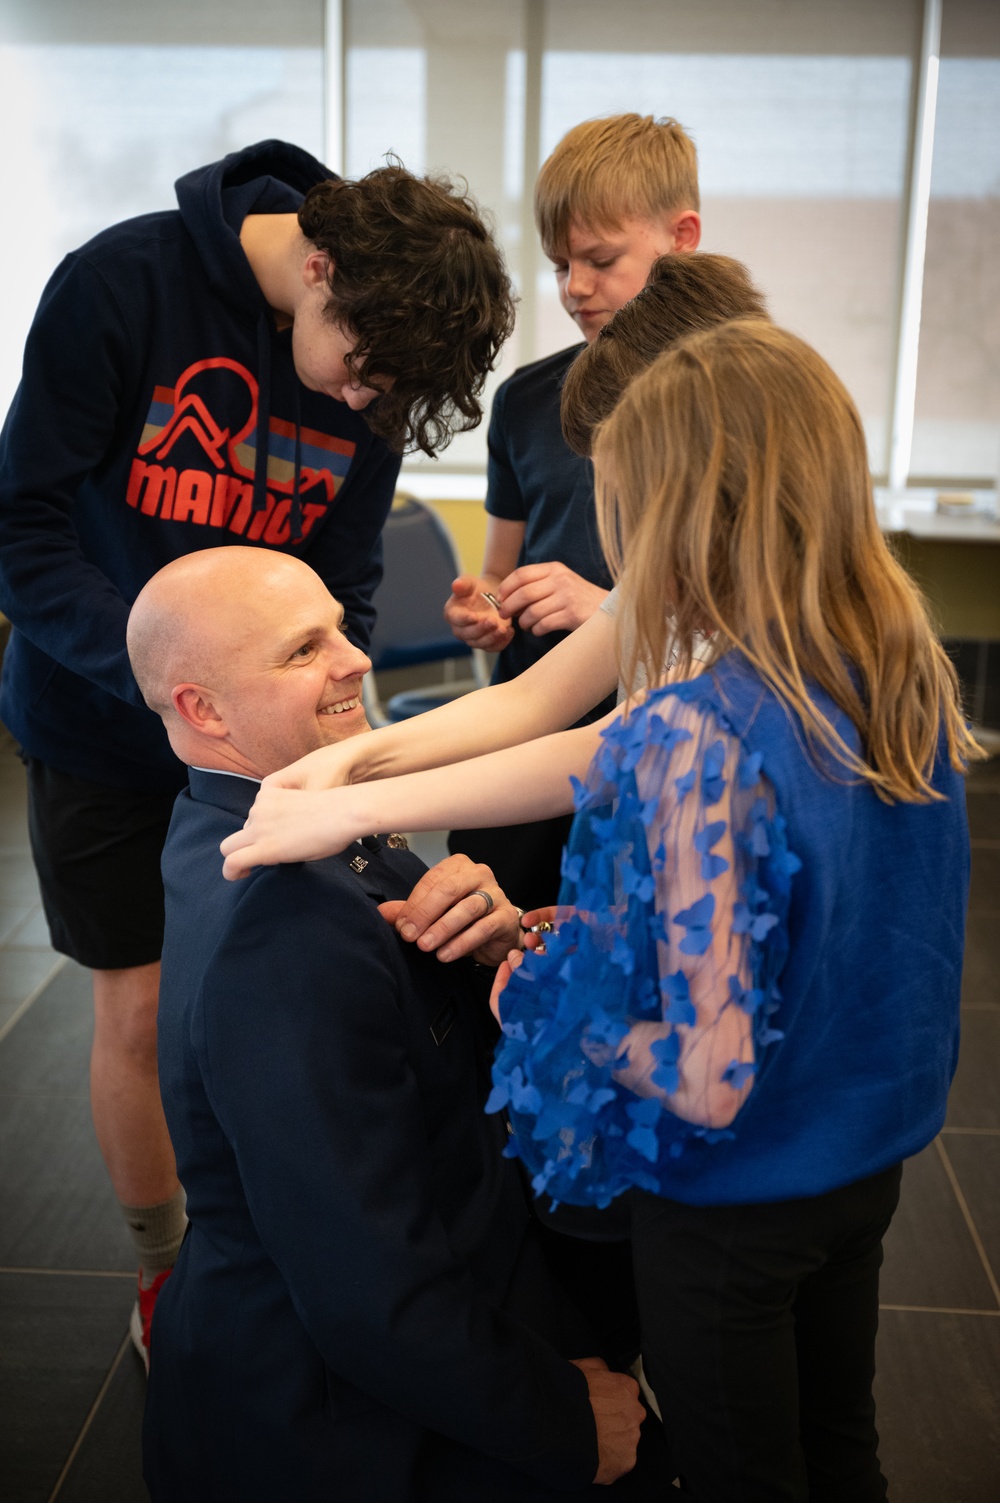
[0,138,515,1367]
[444,114,699,908]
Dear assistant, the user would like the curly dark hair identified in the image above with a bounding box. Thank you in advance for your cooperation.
[560,254,769,458]
[298,165,516,456]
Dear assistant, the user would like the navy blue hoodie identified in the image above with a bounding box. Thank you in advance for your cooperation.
[0,140,401,792]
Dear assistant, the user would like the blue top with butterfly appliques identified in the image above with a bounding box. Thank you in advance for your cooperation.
[487,654,969,1208]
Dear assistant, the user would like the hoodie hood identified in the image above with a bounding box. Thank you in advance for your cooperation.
[175,139,335,316]
[174,140,339,533]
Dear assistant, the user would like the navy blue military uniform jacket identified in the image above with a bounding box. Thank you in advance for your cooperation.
[144,770,597,1502]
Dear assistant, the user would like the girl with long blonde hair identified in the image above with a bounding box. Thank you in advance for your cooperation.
[481,321,977,1500]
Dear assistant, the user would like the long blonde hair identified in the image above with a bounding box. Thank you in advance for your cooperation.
[593,320,982,802]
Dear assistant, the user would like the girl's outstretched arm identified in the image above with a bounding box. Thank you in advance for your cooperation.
[265,603,619,792]
[220,714,612,879]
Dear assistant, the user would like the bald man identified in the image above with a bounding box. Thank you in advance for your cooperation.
[126,548,647,1503]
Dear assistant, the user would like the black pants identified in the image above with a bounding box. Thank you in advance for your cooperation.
[631,1164,903,1503]
[416,1224,675,1501]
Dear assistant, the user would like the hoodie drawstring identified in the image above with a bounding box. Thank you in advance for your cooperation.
[252,311,303,544]
[252,313,271,518]
[291,385,303,542]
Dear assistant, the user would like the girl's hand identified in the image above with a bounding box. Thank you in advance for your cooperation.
[220,787,359,879]
[262,740,364,792]
[519,904,558,952]
[489,948,524,1024]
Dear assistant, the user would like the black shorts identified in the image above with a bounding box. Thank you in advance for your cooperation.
[24,757,179,970]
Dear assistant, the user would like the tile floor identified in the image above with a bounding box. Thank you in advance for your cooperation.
[0,737,997,1502]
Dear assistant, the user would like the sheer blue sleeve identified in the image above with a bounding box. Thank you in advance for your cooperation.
[487,674,802,1207]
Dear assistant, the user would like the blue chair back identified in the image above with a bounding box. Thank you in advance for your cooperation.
[368,497,472,673]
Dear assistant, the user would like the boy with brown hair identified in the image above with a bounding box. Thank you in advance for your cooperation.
[445,114,700,905]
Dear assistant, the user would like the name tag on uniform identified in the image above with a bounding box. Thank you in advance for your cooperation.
[430,999,457,1047]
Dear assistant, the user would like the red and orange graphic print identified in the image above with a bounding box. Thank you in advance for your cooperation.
[126,358,355,545]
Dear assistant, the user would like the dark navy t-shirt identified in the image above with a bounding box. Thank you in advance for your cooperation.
[486,345,615,724]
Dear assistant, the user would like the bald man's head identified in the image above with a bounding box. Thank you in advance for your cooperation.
[127,548,372,778]
[129,548,301,715]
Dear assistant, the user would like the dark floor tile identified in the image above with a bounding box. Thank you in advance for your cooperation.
[968,846,1000,911]
[0,773,28,804]
[940,1135,1000,1293]
[0,948,63,1009]
[0,759,28,805]
[0,1088,134,1271]
[0,812,32,848]
[0,901,38,947]
[966,789,1000,842]
[963,910,1000,1007]
[5,905,55,949]
[0,766,28,798]
[874,1308,1000,1503]
[948,1010,1000,1129]
[0,852,43,906]
[0,960,92,1096]
[55,1341,149,1503]
[0,1272,135,1503]
[0,995,29,1034]
[881,1142,997,1310]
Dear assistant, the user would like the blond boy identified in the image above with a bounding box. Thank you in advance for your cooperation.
[445,114,701,904]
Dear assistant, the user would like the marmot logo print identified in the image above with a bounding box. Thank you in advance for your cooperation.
[125,358,356,545]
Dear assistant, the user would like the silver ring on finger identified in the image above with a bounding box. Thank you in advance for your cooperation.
[471,889,494,917]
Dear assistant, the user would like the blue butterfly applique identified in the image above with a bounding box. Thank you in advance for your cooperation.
[701,740,727,804]
[649,1031,681,1095]
[693,819,730,880]
[673,892,716,955]
[661,970,696,1026]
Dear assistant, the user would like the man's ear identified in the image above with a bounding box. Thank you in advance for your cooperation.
[171,684,229,740]
[671,210,701,253]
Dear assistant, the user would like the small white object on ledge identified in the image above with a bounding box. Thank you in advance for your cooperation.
[874,487,1000,542]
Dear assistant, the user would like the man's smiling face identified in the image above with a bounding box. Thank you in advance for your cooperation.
[216,565,372,777]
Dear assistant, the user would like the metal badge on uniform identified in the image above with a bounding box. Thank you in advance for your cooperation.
[430,999,457,1047]
[385,833,409,850]
[349,853,369,873]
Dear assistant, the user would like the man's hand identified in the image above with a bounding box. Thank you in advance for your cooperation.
[444,574,515,652]
[380,854,523,966]
[571,1357,644,1485]
[496,563,608,637]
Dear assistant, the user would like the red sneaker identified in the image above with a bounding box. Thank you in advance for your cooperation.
[129,1267,171,1374]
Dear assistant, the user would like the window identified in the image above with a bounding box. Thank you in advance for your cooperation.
[911,0,1000,482]
[0,0,324,419]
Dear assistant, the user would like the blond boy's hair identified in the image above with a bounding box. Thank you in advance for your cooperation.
[534,114,699,256]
